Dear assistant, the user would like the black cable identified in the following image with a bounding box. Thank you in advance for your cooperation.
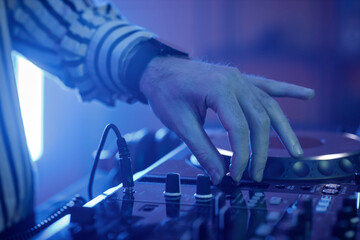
[88,124,121,200]
[3,123,132,239]
[88,123,133,200]
[2,195,86,240]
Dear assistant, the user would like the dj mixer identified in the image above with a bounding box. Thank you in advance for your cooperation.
[33,130,360,240]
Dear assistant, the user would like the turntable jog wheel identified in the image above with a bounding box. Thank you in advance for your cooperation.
[188,131,360,181]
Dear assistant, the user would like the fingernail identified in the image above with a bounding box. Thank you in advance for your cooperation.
[293,144,304,157]
[254,168,264,182]
[306,89,315,99]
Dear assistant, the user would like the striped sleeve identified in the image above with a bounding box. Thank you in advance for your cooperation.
[6,0,156,105]
[0,0,35,233]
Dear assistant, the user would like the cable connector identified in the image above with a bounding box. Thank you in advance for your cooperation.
[117,137,134,194]
[88,124,134,199]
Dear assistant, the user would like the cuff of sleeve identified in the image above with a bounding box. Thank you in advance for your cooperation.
[123,38,189,104]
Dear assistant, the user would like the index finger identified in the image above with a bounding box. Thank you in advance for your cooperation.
[169,108,226,185]
[209,95,250,183]
[237,85,270,182]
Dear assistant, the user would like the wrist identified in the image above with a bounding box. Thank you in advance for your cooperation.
[123,39,189,104]
[139,56,188,100]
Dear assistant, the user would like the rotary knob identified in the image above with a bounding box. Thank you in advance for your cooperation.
[164,173,181,197]
[195,174,213,199]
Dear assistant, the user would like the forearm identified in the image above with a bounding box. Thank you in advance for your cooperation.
[6,0,155,105]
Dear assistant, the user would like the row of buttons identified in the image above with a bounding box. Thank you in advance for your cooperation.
[247,194,282,208]
[247,192,265,208]
[275,184,312,190]
[315,196,332,213]
[322,183,341,195]
[274,183,341,195]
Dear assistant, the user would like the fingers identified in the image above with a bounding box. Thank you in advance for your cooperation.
[170,106,226,185]
[246,75,315,100]
[237,86,270,182]
[210,95,250,183]
[253,87,303,158]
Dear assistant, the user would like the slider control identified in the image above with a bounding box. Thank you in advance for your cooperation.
[164,173,181,197]
[195,174,213,199]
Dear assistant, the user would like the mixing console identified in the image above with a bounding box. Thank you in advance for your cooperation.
[33,131,360,240]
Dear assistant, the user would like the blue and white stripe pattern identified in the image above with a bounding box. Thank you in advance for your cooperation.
[7,0,156,105]
[1,0,156,233]
[1,1,34,233]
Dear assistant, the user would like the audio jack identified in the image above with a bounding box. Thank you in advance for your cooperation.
[88,123,134,200]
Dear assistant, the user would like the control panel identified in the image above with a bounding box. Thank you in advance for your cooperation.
[32,136,360,240]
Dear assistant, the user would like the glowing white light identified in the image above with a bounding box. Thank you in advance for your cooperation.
[217,148,233,157]
[16,56,44,161]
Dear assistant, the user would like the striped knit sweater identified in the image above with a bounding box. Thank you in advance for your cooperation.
[0,0,163,232]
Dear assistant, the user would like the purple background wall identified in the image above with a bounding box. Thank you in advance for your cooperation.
[35,0,360,204]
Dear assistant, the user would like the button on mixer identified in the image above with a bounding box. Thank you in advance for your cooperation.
[317,200,330,207]
[322,188,339,195]
[269,197,282,205]
[315,196,332,213]
[255,224,272,237]
[324,184,341,190]
[254,192,265,197]
[300,185,311,190]
[315,205,328,213]
[164,173,181,197]
[195,174,213,199]
[266,211,281,221]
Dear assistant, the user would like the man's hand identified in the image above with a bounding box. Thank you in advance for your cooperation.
[140,56,315,185]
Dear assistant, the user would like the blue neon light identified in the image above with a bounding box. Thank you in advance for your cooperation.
[15,55,44,161]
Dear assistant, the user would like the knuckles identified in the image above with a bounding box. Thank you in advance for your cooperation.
[254,114,271,130]
[207,67,243,98]
[233,123,249,135]
[263,98,280,112]
[194,150,210,163]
